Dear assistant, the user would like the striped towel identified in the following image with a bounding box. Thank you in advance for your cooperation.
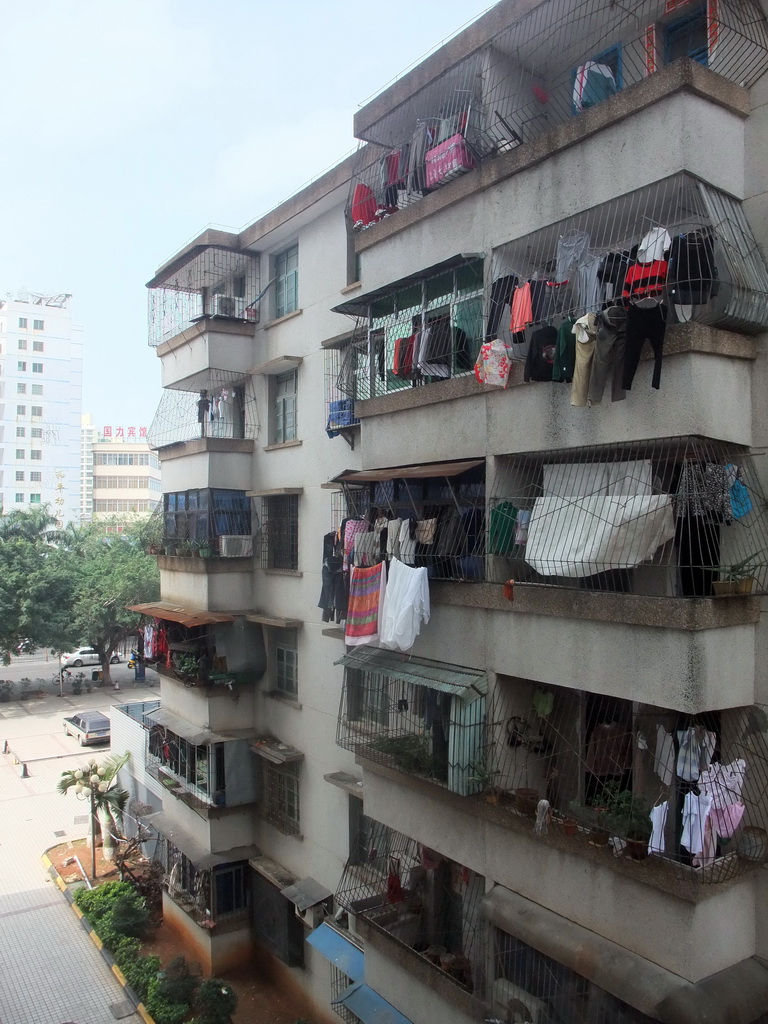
[345,562,387,646]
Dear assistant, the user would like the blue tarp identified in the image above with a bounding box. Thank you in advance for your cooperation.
[306,923,364,981]
[334,981,414,1024]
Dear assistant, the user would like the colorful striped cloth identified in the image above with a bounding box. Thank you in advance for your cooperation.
[345,562,387,646]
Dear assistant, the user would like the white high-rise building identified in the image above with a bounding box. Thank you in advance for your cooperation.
[0,292,83,523]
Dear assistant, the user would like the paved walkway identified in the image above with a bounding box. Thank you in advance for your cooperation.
[0,686,158,1023]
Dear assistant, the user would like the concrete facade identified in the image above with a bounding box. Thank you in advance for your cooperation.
[138,3,768,1023]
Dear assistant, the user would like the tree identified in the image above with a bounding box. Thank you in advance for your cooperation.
[58,752,130,869]
[0,506,61,663]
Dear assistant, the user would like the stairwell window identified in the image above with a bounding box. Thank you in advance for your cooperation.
[273,243,298,319]
[274,369,297,444]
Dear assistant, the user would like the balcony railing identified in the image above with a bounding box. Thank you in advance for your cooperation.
[348,0,768,227]
[161,488,255,558]
[148,370,257,450]
[148,244,260,347]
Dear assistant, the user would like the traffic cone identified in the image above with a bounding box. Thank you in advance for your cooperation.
[19,763,28,778]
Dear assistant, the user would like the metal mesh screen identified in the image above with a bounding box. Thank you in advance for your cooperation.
[348,0,768,225]
[148,246,260,347]
[488,435,768,597]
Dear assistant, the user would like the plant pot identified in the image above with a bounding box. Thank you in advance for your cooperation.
[514,788,539,817]
[737,826,768,863]
[563,818,578,837]
[625,838,648,860]
[484,790,501,805]
[589,828,609,847]
[713,577,755,596]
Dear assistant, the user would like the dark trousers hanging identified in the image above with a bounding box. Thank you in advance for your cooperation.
[676,515,720,597]
[623,304,667,390]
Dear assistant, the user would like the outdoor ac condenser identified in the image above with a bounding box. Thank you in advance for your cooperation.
[492,978,546,1024]
[220,535,253,557]
[210,294,244,318]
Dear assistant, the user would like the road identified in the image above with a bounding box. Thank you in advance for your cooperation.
[0,659,160,1024]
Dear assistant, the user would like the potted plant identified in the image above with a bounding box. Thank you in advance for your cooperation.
[602,783,651,858]
[174,653,200,683]
[18,678,32,701]
[468,759,502,803]
[713,551,766,596]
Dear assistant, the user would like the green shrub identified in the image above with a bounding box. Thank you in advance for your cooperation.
[144,978,189,1024]
[73,881,135,923]
[106,891,150,938]
[194,978,238,1024]
[156,956,199,1006]
[121,951,162,1001]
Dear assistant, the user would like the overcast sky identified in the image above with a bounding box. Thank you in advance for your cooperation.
[1,0,492,430]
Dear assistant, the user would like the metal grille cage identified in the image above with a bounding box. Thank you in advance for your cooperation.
[148,369,258,450]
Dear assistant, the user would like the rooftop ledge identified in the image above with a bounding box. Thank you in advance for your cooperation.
[355,59,749,254]
[355,322,757,419]
[431,581,761,631]
[156,437,255,460]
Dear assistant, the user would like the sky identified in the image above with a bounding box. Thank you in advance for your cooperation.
[0,0,494,430]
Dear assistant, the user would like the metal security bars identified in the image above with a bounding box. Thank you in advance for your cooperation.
[324,340,360,439]
[347,0,768,227]
[263,760,301,836]
[489,173,768,341]
[148,245,260,347]
[336,653,487,796]
[260,493,299,570]
[483,678,768,885]
[147,369,258,449]
[335,824,486,993]
[488,435,768,597]
[334,259,484,402]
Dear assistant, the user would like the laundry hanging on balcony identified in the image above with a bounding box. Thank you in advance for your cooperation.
[345,561,387,646]
[524,460,676,577]
[379,558,430,652]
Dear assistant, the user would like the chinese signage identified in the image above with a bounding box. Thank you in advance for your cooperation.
[102,427,148,439]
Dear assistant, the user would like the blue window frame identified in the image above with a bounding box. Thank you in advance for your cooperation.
[572,46,623,114]
[664,7,708,66]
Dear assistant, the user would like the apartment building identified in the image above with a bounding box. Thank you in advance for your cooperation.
[0,293,82,522]
[116,2,768,1022]
[80,414,161,523]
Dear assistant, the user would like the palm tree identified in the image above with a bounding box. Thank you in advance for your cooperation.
[58,752,130,868]
[0,505,60,545]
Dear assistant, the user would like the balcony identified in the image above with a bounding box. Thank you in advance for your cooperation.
[160,488,255,562]
[148,369,258,451]
[148,241,260,349]
[348,0,768,233]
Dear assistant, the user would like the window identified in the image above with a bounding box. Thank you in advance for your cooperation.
[17,361,26,371]
[349,798,393,866]
[212,863,248,920]
[30,450,42,460]
[30,494,41,504]
[15,471,24,482]
[30,472,41,482]
[18,317,27,328]
[18,340,27,351]
[15,493,24,503]
[251,871,305,967]
[572,46,622,113]
[274,243,299,318]
[31,428,42,439]
[664,7,708,65]
[31,384,42,395]
[33,319,44,331]
[31,405,42,416]
[15,449,24,459]
[264,761,300,835]
[274,369,297,443]
[16,427,25,437]
[274,629,298,698]
[261,493,299,570]
[16,404,25,415]
[32,363,43,373]
[32,340,44,352]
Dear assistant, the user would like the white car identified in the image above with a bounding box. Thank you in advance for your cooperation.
[61,647,120,668]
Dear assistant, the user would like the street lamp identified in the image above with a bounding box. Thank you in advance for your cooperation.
[73,762,103,880]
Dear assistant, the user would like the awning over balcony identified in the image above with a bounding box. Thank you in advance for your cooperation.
[145,707,250,746]
[333,981,414,1024]
[332,254,481,317]
[281,876,333,912]
[127,601,237,628]
[335,647,487,703]
[325,459,483,487]
[306,923,364,980]
[145,811,259,870]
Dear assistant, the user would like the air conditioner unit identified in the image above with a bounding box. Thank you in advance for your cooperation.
[295,903,326,928]
[220,535,253,557]
[493,979,546,1024]
[210,294,245,318]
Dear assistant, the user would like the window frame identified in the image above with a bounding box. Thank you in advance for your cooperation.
[261,493,299,571]
[571,45,623,115]
[264,761,301,835]
[18,317,27,328]
[274,369,298,444]
[274,628,298,698]
[663,5,709,66]
[32,319,44,331]
[31,362,43,373]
